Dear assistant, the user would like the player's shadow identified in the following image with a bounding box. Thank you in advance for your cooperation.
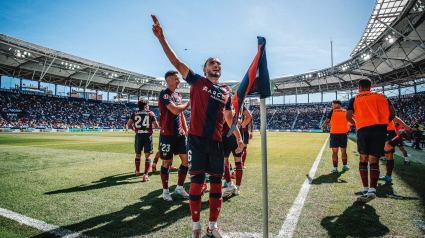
[376,181,419,200]
[321,201,390,238]
[45,173,145,194]
[309,171,347,185]
[34,184,208,238]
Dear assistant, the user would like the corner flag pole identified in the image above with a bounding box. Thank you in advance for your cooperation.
[260,98,268,237]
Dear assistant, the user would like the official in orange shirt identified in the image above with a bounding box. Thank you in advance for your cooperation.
[346,78,395,203]
[321,100,351,173]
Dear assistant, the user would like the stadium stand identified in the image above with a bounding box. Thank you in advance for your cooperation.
[1,88,423,133]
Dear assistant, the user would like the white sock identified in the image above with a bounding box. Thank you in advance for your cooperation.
[193,221,201,230]
[176,185,183,189]
[364,187,369,191]
[236,185,240,190]
[228,181,234,187]
[209,221,217,230]
[405,157,409,161]
[368,188,376,193]
[163,188,169,193]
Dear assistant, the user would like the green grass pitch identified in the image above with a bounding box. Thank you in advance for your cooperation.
[0,132,424,237]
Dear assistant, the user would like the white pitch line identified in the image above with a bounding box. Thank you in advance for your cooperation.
[0,207,90,238]
[278,135,329,238]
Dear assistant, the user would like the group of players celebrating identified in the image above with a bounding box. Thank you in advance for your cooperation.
[127,15,418,238]
[321,78,414,203]
[125,16,255,238]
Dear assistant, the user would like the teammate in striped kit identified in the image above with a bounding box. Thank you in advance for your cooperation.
[152,15,243,238]
[158,70,191,201]
[240,104,253,169]
[127,99,159,182]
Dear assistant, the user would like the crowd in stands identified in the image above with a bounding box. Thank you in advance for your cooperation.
[1,90,424,130]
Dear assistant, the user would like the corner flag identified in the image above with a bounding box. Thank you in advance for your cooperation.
[227,36,271,137]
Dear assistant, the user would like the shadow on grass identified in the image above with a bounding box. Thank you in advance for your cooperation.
[376,181,419,200]
[44,173,143,194]
[321,201,390,238]
[35,183,208,238]
[310,171,347,185]
[349,136,425,221]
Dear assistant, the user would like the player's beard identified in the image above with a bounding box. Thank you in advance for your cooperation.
[207,70,221,79]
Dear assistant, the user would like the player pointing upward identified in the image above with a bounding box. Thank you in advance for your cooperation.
[152,15,243,238]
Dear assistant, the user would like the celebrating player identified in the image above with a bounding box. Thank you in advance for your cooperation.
[127,99,159,181]
[346,78,395,203]
[158,70,191,201]
[321,100,351,173]
[222,105,251,198]
[152,15,243,238]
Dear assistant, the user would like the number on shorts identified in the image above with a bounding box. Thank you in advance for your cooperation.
[187,150,192,162]
[161,143,170,152]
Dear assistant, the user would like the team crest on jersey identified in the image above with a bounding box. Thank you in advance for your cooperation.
[163,94,169,100]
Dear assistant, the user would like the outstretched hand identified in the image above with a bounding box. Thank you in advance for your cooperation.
[151,15,164,39]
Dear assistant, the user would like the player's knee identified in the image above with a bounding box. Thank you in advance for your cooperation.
[135,154,142,159]
[162,159,173,168]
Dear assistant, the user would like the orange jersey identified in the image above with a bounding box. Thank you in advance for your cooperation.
[395,124,402,135]
[387,120,396,131]
[348,91,391,130]
[328,109,350,134]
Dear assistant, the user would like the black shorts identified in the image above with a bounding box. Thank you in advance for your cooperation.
[243,131,250,144]
[159,134,187,160]
[386,130,397,141]
[330,133,348,148]
[223,135,242,158]
[386,130,397,153]
[357,125,387,157]
[135,133,153,154]
[187,134,224,177]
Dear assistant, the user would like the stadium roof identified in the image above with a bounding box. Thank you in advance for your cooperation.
[272,0,425,96]
[0,34,190,98]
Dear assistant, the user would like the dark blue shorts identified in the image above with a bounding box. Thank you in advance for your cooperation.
[243,131,250,144]
[330,133,348,148]
[135,133,153,154]
[357,126,386,157]
[223,135,242,157]
[187,134,224,177]
[159,134,187,160]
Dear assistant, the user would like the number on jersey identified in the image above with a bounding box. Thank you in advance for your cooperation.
[135,115,150,128]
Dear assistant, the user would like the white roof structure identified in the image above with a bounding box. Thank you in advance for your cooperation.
[0,34,190,98]
[272,0,425,96]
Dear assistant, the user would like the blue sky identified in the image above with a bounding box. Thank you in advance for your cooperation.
[0,0,377,103]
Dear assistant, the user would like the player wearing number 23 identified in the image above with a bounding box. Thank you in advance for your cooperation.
[157,70,191,201]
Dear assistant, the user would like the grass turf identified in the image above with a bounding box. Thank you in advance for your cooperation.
[0,132,424,237]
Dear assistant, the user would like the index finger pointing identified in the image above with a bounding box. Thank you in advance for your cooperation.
[151,15,160,26]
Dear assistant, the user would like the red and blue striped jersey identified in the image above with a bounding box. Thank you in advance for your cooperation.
[131,109,157,134]
[158,88,184,136]
[183,69,231,142]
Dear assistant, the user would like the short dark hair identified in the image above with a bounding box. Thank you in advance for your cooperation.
[358,78,372,89]
[164,70,178,80]
[332,100,342,105]
[137,99,148,110]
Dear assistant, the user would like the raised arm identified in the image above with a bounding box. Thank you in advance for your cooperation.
[394,116,413,134]
[152,15,189,79]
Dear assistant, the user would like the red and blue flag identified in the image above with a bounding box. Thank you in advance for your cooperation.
[227,36,271,137]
